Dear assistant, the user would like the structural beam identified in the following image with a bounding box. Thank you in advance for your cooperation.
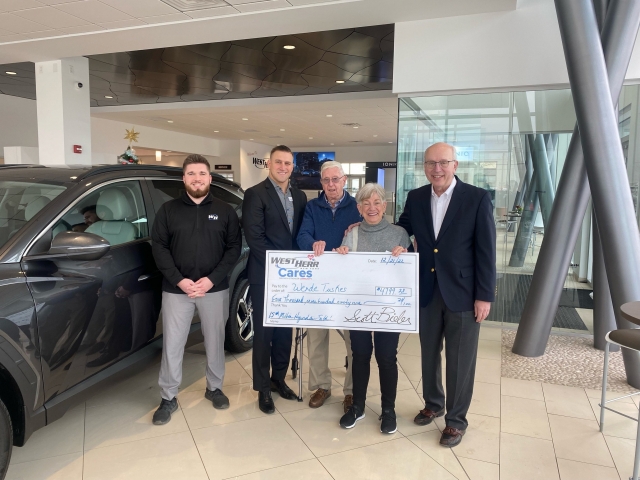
[553,0,640,385]
[513,0,640,380]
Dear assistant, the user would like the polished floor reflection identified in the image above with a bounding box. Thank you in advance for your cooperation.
[6,327,637,480]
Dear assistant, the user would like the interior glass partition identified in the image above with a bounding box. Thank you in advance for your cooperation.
[396,90,596,332]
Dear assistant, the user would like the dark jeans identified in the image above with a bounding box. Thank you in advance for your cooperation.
[350,330,400,411]
[249,284,292,392]
[420,283,480,430]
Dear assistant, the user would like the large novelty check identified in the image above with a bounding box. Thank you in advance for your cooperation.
[263,251,419,333]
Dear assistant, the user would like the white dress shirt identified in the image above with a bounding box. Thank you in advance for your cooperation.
[431,177,457,238]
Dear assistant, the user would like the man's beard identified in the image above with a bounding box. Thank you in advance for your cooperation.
[186,182,210,198]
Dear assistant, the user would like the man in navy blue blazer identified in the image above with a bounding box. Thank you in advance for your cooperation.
[397,142,496,447]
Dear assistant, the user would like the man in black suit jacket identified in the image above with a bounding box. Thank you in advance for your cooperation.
[242,145,307,414]
[397,142,496,447]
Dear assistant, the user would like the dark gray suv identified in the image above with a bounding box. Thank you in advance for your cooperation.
[0,164,254,478]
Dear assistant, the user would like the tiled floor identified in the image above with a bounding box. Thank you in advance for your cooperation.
[6,326,639,480]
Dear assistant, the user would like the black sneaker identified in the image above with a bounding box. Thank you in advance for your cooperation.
[379,408,397,434]
[152,398,178,425]
[205,388,230,410]
[339,405,365,429]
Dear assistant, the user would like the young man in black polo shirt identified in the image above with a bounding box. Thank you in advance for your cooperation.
[151,154,241,425]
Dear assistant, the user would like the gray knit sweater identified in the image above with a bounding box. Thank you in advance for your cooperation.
[341,218,410,253]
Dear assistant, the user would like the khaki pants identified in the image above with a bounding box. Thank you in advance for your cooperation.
[307,329,353,395]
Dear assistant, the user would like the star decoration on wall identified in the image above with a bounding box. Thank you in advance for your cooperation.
[124,127,140,145]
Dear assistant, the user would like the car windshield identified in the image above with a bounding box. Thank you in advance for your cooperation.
[0,180,66,250]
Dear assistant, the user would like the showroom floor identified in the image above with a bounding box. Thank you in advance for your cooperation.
[5,327,639,480]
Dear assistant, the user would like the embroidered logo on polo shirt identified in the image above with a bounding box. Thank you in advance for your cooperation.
[208,214,218,220]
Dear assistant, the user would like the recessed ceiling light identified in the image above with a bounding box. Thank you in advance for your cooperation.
[5,71,16,75]
[335,80,345,84]
[242,118,249,121]
[280,128,285,131]
[388,141,393,144]
[104,95,113,99]
[330,143,334,146]
[353,126,358,129]
[214,130,219,133]
[326,114,332,117]
[167,120,173,123]
[283,45,295,50]
[309,137,313,139]
[373,134,378,137]
[250,138,254,141]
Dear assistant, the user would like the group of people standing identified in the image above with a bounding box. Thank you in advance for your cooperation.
[149,141,495,448]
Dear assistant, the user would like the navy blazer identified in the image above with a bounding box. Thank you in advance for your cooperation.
[397,177,496,311]
[242,178,307,285]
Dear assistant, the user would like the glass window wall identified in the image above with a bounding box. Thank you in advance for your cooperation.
[396,90,595,332]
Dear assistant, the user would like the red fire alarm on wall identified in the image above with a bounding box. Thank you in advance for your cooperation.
[73,145,82,154]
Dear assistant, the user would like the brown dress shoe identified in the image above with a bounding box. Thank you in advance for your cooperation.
[439,426,466,447]
[343,394,353,413]
[309,388,331,408]
[414,407,445,425]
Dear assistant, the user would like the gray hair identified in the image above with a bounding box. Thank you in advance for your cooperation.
[424,142,457,161]
[320,161,345,177]
[356,183,387,204]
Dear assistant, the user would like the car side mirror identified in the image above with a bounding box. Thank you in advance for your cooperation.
[27,231,110,261]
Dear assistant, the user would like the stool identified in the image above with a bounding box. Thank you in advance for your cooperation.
[600,301,640,480]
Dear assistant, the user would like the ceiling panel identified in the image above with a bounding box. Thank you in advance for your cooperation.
[0,23,393,105]
[92,93,399,147]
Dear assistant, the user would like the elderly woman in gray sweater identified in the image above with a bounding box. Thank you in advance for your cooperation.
[334,182,410,434]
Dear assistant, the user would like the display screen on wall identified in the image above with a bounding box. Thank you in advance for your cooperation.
[292,152,335,189]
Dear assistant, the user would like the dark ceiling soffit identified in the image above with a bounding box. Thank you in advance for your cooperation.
[0,24,393,106]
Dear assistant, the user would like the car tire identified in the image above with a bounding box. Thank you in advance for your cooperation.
[224,277,254,353]
[0,398,12,480]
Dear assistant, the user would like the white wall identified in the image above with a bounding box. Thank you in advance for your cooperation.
[240,140,272,190]
[0,95,38,149]
[91,117,221,165]
[394,0,640,96]
[3,146,39,164]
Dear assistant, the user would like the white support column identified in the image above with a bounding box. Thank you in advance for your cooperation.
[35,57,91,165]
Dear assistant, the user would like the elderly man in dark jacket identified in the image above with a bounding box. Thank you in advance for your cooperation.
[297,161,362,411]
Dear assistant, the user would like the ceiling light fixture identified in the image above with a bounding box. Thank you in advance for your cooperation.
[373,134,378,137]
[156,151,162,162]
[353,126,358,129]
[167,120,173,123]
[242,118,249,121]
[104,95,113,99]
[335,80,345,84]
[250,138,254,141]
[283,45,295,50]
[309,137,313,139]
[214,130,219,133]
[388,141,393,144]
[326,114,332,117]
[330,143,334,146]
[5,71,16,75]
[280,128,285,131]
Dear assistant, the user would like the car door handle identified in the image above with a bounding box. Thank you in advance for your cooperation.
[138,274,151,282]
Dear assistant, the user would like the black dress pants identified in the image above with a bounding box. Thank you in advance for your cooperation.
[420,282,480,430]
[350,330,400,411]
[250,284,292,392]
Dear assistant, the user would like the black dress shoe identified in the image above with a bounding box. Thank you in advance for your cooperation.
[258,390,275,414]
[270,378,297,400]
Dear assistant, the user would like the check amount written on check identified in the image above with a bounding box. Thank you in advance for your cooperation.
[263,251,419,333]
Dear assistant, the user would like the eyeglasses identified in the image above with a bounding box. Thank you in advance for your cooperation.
[320,175,345,185]
[424,160,455,169]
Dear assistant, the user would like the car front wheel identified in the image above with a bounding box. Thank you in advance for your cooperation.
[0,398,12,480]
[224,277,254,353]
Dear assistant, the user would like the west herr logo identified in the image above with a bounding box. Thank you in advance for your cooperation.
[208,214,218,220]
[252,157,267,169]
[271,257,319,268]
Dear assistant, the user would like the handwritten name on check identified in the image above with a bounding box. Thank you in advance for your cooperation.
[263,251,419,333]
